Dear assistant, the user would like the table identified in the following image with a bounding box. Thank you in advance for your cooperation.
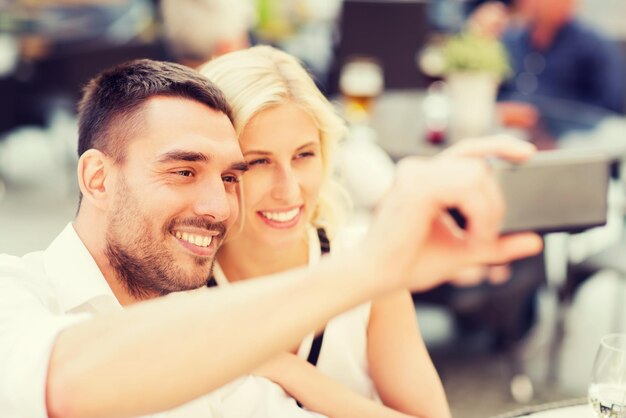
[491,399,590,418]
[504,404,590,417]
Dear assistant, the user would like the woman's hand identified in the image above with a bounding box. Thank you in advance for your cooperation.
[253,352,299,384]
[253,352,417,418]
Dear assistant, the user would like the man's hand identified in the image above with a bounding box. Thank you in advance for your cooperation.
[497,102,540,129]
[441,134,536,162]
[448,264,511,287]
[361,154,542,293]
[440,135,536,286]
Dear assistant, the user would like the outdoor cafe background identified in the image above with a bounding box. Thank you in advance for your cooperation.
[2,1,626,417]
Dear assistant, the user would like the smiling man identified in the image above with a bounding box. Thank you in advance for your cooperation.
[74,72,248,302]
[0,59,543,418]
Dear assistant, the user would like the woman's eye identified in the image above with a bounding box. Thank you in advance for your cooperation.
[295,151,315,160]
[248,158,270,166]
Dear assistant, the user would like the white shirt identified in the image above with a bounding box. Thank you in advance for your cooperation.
[208,227,377,415]
[0,223,225,418]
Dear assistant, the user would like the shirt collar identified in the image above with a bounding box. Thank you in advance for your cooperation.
[43,223,121,314]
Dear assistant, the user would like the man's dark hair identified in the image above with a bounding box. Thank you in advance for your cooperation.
[77,59,233,161]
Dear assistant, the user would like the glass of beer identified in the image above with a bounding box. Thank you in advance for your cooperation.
[339,57,384,123]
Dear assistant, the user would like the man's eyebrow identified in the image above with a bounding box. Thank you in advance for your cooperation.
[157,150,209,163]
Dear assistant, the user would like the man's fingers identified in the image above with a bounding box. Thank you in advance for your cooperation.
[448,266,488,287]
[480,233,544,265]
[441,135,536,162]
[450,160,505,243]
[486,264,512,285]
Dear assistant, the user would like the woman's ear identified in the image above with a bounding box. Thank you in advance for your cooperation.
[77,149,114,210]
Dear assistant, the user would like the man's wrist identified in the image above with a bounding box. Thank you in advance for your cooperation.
[328,249,401,301]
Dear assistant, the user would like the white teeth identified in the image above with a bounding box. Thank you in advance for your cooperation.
[173,231,213,248]
[261,208,300,223]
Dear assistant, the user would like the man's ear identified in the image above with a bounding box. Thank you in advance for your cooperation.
[77,149,115,210]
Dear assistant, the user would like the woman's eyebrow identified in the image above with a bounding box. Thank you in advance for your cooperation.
[295,142,318,151]
[243,142,319,156]
[243,150,271,156]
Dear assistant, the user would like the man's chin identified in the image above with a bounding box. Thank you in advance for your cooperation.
[163,277,211,295]
[181,265,215,289]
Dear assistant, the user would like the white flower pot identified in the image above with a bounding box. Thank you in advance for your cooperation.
[446,72,498,142]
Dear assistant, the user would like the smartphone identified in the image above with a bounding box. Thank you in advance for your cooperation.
[447,150,611,234]
[493,150,610,234]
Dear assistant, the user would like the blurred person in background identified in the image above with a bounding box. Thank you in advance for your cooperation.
[0,0,156,133]
[498,0,626,127]
[160,0,255,68]
[10,0,155,61]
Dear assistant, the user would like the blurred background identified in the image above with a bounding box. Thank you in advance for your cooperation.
[2,1,626,416]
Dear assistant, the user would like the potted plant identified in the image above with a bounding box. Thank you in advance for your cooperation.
[441,32,510,140]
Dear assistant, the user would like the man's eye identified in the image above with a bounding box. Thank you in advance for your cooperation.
[222,175,240,184]
[174,170,194,177]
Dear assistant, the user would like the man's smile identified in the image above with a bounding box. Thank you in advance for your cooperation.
[170,228,221,257]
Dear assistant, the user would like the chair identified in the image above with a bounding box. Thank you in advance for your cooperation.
[326,0,432,95]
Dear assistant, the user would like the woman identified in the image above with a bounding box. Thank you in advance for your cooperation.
[199,45,451,418]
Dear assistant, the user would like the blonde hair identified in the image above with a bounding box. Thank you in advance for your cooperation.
[199,45,351,238]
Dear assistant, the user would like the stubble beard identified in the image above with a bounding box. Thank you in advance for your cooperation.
[105,179,225,300]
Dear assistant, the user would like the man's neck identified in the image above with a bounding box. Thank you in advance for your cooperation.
[531,25,557,50]
[530,19,570,51]
[73,214,146,306]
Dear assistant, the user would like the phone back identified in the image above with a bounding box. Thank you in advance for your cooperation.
[494,151,610,234]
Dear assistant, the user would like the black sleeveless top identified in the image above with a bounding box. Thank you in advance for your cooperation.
[207,228,330,368]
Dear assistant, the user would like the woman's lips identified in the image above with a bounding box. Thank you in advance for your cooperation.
[256,206,303,229]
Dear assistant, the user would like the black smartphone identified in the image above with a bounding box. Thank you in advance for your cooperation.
[493,150,610,234]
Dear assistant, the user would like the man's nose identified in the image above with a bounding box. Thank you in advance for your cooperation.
[193,178,231,222]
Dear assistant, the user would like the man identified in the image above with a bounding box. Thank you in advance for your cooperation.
[0,59,542,418]
[160,0,254,68]
[499,0,625,116]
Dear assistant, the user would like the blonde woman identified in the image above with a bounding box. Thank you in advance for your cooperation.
[199,45,451,418]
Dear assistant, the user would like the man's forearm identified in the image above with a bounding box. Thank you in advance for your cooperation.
[46,253,388,418]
